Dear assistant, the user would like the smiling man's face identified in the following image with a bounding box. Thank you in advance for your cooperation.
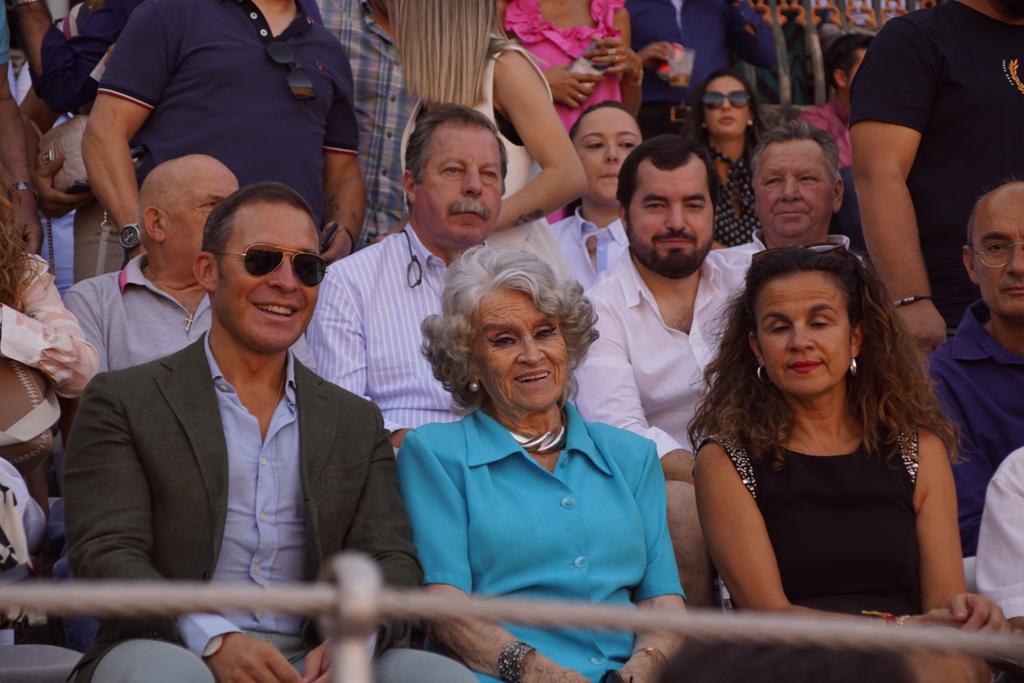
[204,201,320,356]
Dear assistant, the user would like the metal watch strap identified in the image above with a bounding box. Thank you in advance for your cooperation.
[497,640,535,683]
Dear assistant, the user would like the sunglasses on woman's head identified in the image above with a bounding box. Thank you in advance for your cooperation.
[215,244,326,287]
[750,242,847,265]
[265,40,316,100]
[701,90,751,109]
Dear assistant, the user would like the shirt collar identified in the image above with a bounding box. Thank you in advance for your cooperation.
[616,252,722,312]
[359,0,393,43]
[949,299,1024,365]
[203,334,298,407]
[225,0,313,40]
[570,208,628,246]
[464,403,613,475]
[404,224,448,271]
[118,254,150,293]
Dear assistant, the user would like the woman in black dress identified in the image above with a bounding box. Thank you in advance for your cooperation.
[689,246,1006,631]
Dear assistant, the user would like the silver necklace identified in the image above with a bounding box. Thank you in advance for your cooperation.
[509,424,566,454]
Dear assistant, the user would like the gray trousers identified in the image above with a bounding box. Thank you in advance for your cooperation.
[88,635,477,683]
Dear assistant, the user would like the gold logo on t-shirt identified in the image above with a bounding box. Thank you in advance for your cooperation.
[1005,59,1024,96]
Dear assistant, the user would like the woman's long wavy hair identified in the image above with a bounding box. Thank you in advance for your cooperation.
[0,170,30,310]
[688,247,957,468]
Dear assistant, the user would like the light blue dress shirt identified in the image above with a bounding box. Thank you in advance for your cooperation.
[397,403,683,683]
[177,338,305,655]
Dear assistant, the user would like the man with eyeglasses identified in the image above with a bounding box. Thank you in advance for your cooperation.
[929,180,1024,559]
[64,182,476,683]
[307,104,505,450]
[81,0,365,265]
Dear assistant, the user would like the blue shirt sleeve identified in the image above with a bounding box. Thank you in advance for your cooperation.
[930,357,990,557]
[34,0,141,113]
[323,45,359,153]
[98,0,179,108]
[725,1,775,68]
[630,439,686,601]
[0,10,10,65]
[397,429,473,592]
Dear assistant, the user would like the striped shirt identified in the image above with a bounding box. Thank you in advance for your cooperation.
[319,0,413,245]
[306,228,459,432]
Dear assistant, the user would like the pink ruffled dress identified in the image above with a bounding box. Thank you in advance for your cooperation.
[505,0,625,131]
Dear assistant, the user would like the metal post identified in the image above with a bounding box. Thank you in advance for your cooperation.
[327,553,381,683]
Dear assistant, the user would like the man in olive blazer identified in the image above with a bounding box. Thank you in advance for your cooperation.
[64,183,470,683]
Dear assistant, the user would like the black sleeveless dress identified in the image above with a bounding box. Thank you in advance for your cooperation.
[718,438,921,615]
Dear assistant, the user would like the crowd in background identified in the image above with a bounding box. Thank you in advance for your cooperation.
[0,0,1023,681]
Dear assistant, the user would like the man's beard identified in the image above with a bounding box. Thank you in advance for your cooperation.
[628,226,712,279]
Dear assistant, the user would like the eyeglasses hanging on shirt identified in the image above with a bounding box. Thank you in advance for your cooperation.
[402,229,423,289]
[265,40,316,100]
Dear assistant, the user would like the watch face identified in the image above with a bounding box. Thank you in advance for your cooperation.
[119,224,141,250]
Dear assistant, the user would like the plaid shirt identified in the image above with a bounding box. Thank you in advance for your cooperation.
[320,0,412,246]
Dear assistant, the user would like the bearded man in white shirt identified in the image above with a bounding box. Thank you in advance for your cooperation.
[575,134,733,606]
[307,104,504,450]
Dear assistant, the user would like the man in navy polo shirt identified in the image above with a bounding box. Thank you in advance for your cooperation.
[930,180,1024,558]
[82,0,364,263]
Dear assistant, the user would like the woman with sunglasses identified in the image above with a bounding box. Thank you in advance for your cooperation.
[392,0,585,276]
[682,68,764,247]
[688,246,1007,641]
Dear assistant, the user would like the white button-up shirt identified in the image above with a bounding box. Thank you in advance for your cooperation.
[575,252,734,457]
[976,446,1024,620]
[550,209,630,291]
[307,227,459,432]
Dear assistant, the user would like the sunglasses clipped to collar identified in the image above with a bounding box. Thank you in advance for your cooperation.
[215,243,326,287]
[701,90,751,109]
[266,39,316,100]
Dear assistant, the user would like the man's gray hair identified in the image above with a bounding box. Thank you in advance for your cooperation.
[405,103,508,185]
[751,120,841,180]
[421,246,598,413]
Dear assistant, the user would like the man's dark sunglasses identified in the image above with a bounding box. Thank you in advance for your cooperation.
[216,244,326,287]
[266,40,316,100]
[701,90,751,109]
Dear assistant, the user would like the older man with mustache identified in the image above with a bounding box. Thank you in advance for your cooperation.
[308,104,505,448]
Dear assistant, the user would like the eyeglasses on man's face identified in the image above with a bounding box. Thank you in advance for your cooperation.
[973,239,1024,269]
[214,243,326,287]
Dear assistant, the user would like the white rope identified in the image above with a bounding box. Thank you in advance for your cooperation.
[0,581,1021,661]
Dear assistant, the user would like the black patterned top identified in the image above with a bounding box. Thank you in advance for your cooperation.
[709,146,760,247]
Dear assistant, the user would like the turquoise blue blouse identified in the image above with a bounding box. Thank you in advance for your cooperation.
[397,403,683,683]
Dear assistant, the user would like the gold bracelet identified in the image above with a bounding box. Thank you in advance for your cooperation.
[635,646,668,667]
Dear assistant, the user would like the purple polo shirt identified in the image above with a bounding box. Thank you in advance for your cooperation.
[98,0,357,222]
[929,300,1024,557]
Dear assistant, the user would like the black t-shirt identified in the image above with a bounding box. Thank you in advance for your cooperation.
[850,3,1024,328]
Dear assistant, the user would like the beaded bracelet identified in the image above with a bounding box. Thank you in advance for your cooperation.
[497,640,535,683]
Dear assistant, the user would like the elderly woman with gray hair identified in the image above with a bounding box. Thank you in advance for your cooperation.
[397,246,685,683]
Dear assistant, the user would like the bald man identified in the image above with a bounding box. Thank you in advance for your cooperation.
[65,155,314,371]
[929,180,1024,557]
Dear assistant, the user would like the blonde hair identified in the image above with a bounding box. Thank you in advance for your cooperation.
[390,0,515,106]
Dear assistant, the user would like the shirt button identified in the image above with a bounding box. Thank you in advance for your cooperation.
[385,132,393,139]
[573,556,588,569]
[590,656,605,665]
[381,169,388,177]
[561,496,576,509]
[389,95,396,102]
[259,457,268,466]
[255,611,263,620]
[249,11,257,19]
[253,564,262,575]
[259,511,267,522]
[259,28,268,36]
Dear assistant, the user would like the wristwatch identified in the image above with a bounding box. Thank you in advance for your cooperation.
[119,223,142,250]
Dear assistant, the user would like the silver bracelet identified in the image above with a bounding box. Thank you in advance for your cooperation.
[497,640,535,683]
